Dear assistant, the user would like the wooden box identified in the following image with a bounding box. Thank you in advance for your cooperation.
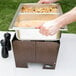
[12,36,60,69]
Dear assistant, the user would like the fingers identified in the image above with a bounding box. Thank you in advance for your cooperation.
[35,26,41,29]
[39,26,49,36]
[38,0,43,3]
[39,1,51,4]
[35,23,44,29]
[35,21,59,36]
[48,27,59,35]
[39,25,52,36]
[38,0,44,3]
[35,24,50,36]
[39,25,59,36]
[38,0,51,4]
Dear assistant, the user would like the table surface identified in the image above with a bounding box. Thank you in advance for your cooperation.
[0,31,76,76]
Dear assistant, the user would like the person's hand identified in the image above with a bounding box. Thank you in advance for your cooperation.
[36,20,61,36]
[38,0,58,4]
[38,0,51,4]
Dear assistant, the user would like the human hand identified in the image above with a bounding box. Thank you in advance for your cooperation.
[38,0,58,4]
[36,20,61,36]
[38,0,51,4]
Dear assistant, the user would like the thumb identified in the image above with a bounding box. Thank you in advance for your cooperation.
[38,0,51,4]
[38,0,43,3]
[35,23,44,29]
[35,25,41,29]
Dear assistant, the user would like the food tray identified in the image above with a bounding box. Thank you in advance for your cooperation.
[9,3,67,40]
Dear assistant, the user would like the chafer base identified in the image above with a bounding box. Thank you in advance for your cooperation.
[12,35,60,69]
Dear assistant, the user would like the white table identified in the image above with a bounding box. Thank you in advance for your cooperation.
[0,31,76,76]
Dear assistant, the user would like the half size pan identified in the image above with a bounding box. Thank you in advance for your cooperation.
[9,3,67,40]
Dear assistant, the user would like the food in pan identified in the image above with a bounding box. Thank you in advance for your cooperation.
[21,5,58,13]
[14,4,59,28]
[21,7,34,13]
[15,14,58,28]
